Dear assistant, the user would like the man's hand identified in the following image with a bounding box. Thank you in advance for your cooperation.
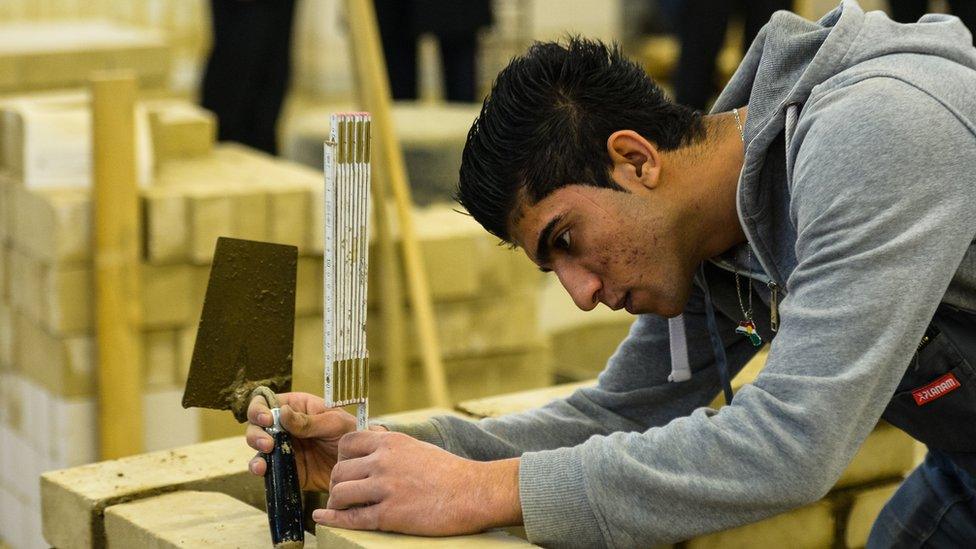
[244,391,385,492]
[314,430,522,536]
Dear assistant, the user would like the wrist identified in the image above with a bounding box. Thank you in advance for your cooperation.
[473,457,523,529]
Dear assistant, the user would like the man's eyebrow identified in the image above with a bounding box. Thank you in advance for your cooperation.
[535,214,563,268]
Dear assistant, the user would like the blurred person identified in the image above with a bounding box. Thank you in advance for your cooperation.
[201,0,297,155]
[670,0,793,109]
[889,0,975,43]
[244,2,976,547]
[374,0,493,102]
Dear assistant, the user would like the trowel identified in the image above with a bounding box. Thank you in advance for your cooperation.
[182,236,304,549]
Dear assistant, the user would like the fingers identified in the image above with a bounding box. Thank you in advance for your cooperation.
[313,505,381,531]
[337,430,390,461]
[280,404,355,440]
[326,478,384,510]
[245,424,274,453]
[248,453,267,476]
[246,395,273,427]
[329,456,372,491]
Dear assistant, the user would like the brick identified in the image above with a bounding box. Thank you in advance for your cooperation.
[145,100,216,164]
[1,488,26,549]
[14,311,95,397]
[143,329,178,389]
[48,393,97,468]
[11,185,91,263]
[267,184,310,251]
[365,293,541,362]
[187,187,234,264]
[687,500,834,549]
[457,380,595,419]
[296,256,323,316]
[0,302,12,370]
[105,490,314,549]
[141,263,193,328]
[551,318,633,382]
[142,388,201,452]
[143,186,189,264]
[369,346,554,415]
[835,422,915,489]
[233,190,269,242]
[41,437,264,549]
[176,323,198,384]
[199,408,244,442]
[44,261,92,334]
[315,524,532,548]
[844,482,900,548]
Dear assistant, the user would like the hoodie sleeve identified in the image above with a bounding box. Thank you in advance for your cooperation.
[376,283,762,462]
[516,77,976,547]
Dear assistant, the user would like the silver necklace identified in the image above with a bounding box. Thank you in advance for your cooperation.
[732,108,762,346]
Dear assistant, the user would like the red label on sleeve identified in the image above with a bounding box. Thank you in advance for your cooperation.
[911,373,961,406]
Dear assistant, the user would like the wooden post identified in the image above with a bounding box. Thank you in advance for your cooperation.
[346,0,449,407]
[92,71,144,459]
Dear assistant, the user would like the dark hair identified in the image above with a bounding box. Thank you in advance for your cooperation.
[456,37,705,242]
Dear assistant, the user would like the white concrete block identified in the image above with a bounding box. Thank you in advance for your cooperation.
[22,378,52,459]
[49,395,97,468]
[0,488,26,549]
[142,389,201,453]
[25,501,46,549]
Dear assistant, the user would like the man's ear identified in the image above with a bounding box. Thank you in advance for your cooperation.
[607,130,661,191]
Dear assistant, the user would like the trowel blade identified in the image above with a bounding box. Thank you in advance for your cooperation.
[182,237,298,422]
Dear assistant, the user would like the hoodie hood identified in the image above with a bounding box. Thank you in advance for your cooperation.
[714,1,976,279]
[668,0,976,388]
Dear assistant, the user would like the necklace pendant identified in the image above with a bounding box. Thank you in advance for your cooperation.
[736,319,763,347]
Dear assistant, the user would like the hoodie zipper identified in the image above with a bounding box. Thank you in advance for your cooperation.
[708,257,782,332]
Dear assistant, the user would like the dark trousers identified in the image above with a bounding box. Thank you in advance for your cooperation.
[868,449,976,547]
[201,0,296,155]
[375,1,481,102]
[888,0,976,43]
[673,0,792,110]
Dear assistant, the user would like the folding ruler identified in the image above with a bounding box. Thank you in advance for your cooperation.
[323,112,371,430]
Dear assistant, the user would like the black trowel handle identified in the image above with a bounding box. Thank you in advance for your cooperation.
[263,408,304,547]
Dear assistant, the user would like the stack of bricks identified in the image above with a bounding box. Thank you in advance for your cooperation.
[0,93,550,547]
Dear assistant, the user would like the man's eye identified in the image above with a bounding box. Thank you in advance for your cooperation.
[555,231,571,251]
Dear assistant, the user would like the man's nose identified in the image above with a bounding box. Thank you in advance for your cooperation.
[555,264,601,311]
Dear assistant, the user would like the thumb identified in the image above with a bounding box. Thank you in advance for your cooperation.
[280,404,351,439]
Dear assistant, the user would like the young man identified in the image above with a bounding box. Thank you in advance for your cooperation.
[246,2,976,546]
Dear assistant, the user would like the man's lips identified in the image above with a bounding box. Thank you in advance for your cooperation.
[624,291,635,314]
[610,291,632,312]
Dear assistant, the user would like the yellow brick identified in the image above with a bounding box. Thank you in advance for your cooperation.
[369,346,553,415]
[456,380,595,419]
[105,491,314,549]
[176,323,198,384]
[187,188,234,264]
[267,185,310,251]
[844,482,900,548]
[296,256,323,316]
[44,262,92,334]
[11,186,90,263]
[0,303,12,370]
[366,293,541,362]
[142,186,189,264]
[315,524,532,548]
[835,422,915,489]
[141,264,193,328]
[551,318,633,382]
[145,101,216,164]
[14,311,94,397]
[199,408,243,442]
[8,247,43,322]
[233,190,269,242]
[143,330,177,390]
[41,437,263,549]
[687,500,834,549]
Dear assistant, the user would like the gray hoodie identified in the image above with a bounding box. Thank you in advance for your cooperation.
[379,2,976,546]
